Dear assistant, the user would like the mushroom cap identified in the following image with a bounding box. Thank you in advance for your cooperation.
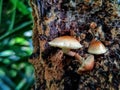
[48,36,82,49]
[88,39,107,54]
[77,55,94,72]
[82,55,94,70]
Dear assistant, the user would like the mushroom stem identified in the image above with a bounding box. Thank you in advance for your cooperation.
[62,49,83,64]
[65,50,76,57]
[62,48,71,54]
[74,53,83,64]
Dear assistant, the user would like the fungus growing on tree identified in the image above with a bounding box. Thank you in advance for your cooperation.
[88,39,107,55]
[48,36,82,60]
[77,55,94,72]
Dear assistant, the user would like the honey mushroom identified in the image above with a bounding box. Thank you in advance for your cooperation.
[48,36,83,63]
[76,39,108,73]
[48,36,107,73]
[88,39,108,55]
[77,55,95,73]
[89,22,105,40]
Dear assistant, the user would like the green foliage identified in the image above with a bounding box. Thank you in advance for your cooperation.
[0,0,34,90]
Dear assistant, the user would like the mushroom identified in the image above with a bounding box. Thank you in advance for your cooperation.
[90,22,97,29]
[88,39,107,55]
[48,36,82,61]
[77,55,94,73]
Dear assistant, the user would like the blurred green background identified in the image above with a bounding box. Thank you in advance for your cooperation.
[0,0,34,90]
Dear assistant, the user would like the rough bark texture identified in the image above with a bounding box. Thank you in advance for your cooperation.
[29,0,120,90]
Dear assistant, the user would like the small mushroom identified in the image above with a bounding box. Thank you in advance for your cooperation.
[90,22,97,29]
[48,36,82,60]
[88,39,107,54]
[77,55,94,72]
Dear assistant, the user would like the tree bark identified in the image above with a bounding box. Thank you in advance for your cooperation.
[29,0,120,90]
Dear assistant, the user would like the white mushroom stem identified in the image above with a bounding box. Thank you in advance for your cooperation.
[65,50,76,57]
[62,48,71,54]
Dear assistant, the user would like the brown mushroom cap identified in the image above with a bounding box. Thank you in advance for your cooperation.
[77,55,94,72]
[88,39,107,54]
[82,55,94,70]
[48,36,82,49]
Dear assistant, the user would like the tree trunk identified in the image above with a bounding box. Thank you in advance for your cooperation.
[29,0,120,90]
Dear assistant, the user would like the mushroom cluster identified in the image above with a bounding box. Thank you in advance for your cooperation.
[48,35,107,73]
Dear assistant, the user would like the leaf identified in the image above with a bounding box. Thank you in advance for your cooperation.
[8,69,17,78]
[0,81,11,90]
[0,0,3,24]
[1,59,11,65]
[0,74,16,88]
[0,68,5,76]
[0,50,15,57]
[10,0,30,15]
[15,78,26,90]
[10,37,29,46]
[0,21,32,41]
[8,0,17,31]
